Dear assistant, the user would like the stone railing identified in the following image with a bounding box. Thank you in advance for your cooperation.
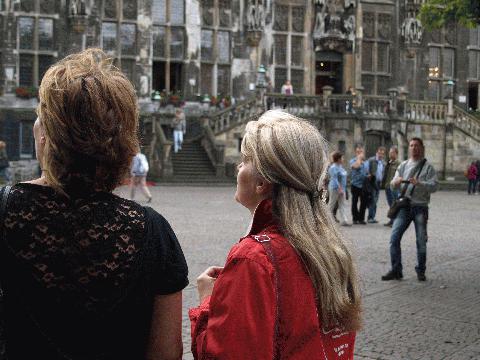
[209,97,260,135]
[201,124,226,176]
[453,106,480,141]
[142,115,173,178]
[404,100,447,123]
[265,93,323,116]
[362,95,390,116]
[327,94,355,114]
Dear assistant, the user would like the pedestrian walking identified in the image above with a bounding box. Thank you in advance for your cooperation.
[350,145,369,224]
[328,151,351,226]
[0,48,188,359]
[130,149,153,203]
[190,110,361,359]
[475,159,480,193]
[467,161,478,194]
[381,137,438,282]
[382,146,400,226]
[0,141,9,184]
[366,146,386,223]
[171,107,186,153]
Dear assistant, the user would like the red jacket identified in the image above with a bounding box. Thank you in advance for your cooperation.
[189,199,356,359]
[467,164,478,180]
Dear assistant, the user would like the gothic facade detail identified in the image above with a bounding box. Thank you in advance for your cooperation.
[313,0,356,52]
[246,0,266,46]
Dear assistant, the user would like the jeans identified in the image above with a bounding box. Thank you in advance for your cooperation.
[385,187,399,207]
[367,186,380,220]
[468,179,476,194]
[173,130,184,153]
[351,185,367,222]
[390,206,429,275]
[328,189,349,224]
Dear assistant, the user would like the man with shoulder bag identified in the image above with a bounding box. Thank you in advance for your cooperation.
[381,138,438,282]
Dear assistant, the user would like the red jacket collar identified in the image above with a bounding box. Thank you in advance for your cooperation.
[245,198,279,237]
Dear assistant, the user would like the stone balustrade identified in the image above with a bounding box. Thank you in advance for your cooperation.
[362,95,391,116]
[265,93,323,117]
[453,106,480,141]
[405,100,447,123]
[209,97,259,135]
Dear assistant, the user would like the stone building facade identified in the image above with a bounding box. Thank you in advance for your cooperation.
[0,0,479,180]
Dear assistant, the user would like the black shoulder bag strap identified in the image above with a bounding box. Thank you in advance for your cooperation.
[0,185,12,360]
[252,234,281,360]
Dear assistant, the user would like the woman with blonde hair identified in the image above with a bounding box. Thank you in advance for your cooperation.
[0,49,188,359]
[190,110,361,359]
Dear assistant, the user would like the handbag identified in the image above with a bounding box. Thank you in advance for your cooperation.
[0,185,12,360]
[387,159,426,219]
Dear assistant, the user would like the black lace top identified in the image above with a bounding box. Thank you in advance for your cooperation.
[0,183,188,360]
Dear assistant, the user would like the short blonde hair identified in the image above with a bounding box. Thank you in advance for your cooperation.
[37,48,139,194]
[242,110,362,332]
[0,141,5,150]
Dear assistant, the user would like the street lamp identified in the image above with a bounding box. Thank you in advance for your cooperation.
[202,93,211,112]
[256,64,267,89]
[444,79,455,99]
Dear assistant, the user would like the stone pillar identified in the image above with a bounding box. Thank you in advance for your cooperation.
[354,85,364,110]
[387,87,399,115]
[137,0,154,101]
[1,4,18,94]
[185,0,202,99]
[397,88,409,118]
[354,1,363,91]
[322,85,333,107]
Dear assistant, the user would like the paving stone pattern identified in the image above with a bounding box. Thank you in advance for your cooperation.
[115,186,480,359]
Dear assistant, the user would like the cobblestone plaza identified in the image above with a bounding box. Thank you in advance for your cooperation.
[115,185,480,360]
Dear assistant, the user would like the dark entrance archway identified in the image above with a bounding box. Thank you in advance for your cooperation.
[364,131,391,159]
[468,82,479,111]
[315,51,343,94]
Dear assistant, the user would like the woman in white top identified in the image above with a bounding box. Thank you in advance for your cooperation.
[130,150,152,202]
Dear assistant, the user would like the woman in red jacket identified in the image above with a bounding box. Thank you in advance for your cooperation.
[467,162,478,194]
[189,110,362,359]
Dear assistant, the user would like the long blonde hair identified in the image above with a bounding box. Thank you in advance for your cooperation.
[241,110,362,332]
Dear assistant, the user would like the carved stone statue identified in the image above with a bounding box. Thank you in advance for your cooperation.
[344,14,355,42]
[401,17,423,45]
[70,0,86,16]
[246,0,265,31]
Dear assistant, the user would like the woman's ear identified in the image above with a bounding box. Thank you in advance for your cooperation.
[255,177,273,197]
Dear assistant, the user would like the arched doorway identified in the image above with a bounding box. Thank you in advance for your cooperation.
[364,131,391,158]
[315,51,343,94]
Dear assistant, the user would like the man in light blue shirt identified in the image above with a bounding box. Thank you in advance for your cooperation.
[365,147,386,223]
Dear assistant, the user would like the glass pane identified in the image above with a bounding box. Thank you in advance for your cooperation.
[201,29,213,61]
[38,18,54,51]
[38,55,54,84]
[40,0,56,14]
[427,81,440,101]
[443,48,454,78]
[170,27,184,59]
[170,0,184,25]
[291,69,303,94]
[274,68,287,92]
[469,28,478,46]
[201,0,214,26]
[121,59,135,81]
[429,47,440,68]
[152,0,166,23]
[219,0,231,27]
[102,22,117,54]
[217,31,230,63]
[123,0,137,19]
[121,23,136,55]
[468,51,477,79]
[363,12,375,38]
[291,36,303,67]
[201,63,213,95]
[217,65,230,95]
[153,26,166,58]
[377,76,390,95]
[20,0,34,12]
[377,43,389,73]
[362,74,375,95]
[18,17,34,50]
[20,121,34,156]
[362,42,373,71]
[274,5,289,31]
[19,54,34,87]
[291,7,304,33]
[104,0,117,18]
[274,35,287,66]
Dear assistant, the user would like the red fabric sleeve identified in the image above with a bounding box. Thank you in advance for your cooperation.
[189,257,275,360]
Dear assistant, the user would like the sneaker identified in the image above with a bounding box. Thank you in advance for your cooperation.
[381,270,403,281]
[384,221,393,227]
[417,273,426,281]
[367,219,378,224]
[147,197,152,204]
[340,222,352,227]
[358,220,367,225]
[353,220,359,225]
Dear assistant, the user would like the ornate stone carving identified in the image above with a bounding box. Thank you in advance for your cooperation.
[377,14,392,40]
[401,16,423,45]
[313,0,356,53]
[363,12,375,38]
[246,0,265,47]
[69,0,87,16]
